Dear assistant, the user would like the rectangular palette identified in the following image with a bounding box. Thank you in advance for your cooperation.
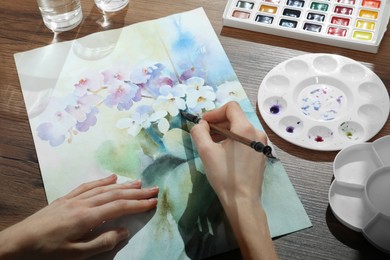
[222,0,390,53]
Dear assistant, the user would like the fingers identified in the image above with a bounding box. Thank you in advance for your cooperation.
[202,101,243,125]
[89,196,158,227]
[76,228,129,258]
[86,186,159,207]
[76,180,142,200]
[63,174,118,199]
[202,102,261,141]
[191,120,218,156]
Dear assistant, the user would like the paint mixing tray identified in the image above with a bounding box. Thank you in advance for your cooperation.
[257,53,389,151]
[222,0,390,53]
[329,135,390,253]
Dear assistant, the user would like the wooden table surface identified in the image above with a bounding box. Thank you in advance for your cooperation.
[1,1,389,259]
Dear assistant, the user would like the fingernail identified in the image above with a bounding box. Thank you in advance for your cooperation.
[149,197,158,203]
[129,179,141,185]
[102,174,117,182]
[149,186,159,192]
[118,228,129,240]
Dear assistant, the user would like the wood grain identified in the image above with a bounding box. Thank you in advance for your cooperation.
[1,1,389,259]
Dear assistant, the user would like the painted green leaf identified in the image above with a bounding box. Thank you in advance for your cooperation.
[162,128,198,160]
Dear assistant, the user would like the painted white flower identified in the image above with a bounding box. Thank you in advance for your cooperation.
[216,81,246,105]
[149,110,170,134]
[116,105,171,136]
[153,85,186,116]
[116,112,151,136]
[185,77,216,113]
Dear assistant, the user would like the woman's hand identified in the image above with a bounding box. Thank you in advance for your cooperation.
[0,174,158,260]
[190,101,277,260]
[190,101,267,206]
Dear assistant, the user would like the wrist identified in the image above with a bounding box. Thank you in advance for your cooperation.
[0,226,21,259]
[0,221,35,259]
[222,197,277,260]
[219,190,262,212]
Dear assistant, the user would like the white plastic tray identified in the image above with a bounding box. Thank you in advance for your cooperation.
[329,135,390,253]
[257,53,389,151]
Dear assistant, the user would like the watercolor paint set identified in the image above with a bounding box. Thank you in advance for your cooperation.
[222,0,390,52]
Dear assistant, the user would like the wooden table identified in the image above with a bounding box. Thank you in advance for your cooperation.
[1,1,389,259]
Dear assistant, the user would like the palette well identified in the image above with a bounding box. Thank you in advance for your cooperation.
[223,0,390,52]
[257,53,389,151]
[329,135,390,253]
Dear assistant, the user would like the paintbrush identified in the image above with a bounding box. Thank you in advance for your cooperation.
[180,110,278,160]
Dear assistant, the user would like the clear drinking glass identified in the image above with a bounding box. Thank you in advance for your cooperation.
[37,0,82,32]
[94,0,129,12]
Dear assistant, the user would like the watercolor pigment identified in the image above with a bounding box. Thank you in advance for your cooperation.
[283,8,301,18]
[286,126,295,133]
[287,0,305,8]
[280,19,298,28]
[303,23,322,32]
[270,104,281,114]
[311,2,329,11]
[232,10,250,19]
[362,0,381,8]
[260,4,278,13]
[356,20,375,30]
[331,16,350,26]
[353,31,373,40]
[223,0,390,52]
[307,13,325,22]
[328,27,347,37]
[359,10,378,19]
[236,1,254,9]
[334,6,353,15]
[256,15,274,24]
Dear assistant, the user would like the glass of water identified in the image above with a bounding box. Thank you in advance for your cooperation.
[36,0,82,32]
[94,0,129,12]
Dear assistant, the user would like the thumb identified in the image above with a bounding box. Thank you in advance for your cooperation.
[76,228,129,258]
[190,120,215,152]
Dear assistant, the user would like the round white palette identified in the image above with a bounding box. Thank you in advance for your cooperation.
[329,135,390,253]
[257,54,390,151]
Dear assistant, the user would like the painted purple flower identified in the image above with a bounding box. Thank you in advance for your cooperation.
[129,64,153,84]
[104,81,141,111]
[102,66,129,85]
[179,66,206,82]
[140,63,175,97]
[36,110,76,146]
[65,94,103,122]
[74,71,104,96]
[37,123,66,147]
[75,107,99,132]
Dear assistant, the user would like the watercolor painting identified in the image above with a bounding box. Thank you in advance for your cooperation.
[15,8,311,259]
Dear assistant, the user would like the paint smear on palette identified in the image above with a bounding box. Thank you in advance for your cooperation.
[308,126,334,144]
[340,122,354,138]
[270,104,282,114]
[300,85,345,121]
[286,121,301,133]
[339,121,364,140]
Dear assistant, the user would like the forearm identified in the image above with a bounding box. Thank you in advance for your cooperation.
[0,224,31,259]
[223,198,278,260]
